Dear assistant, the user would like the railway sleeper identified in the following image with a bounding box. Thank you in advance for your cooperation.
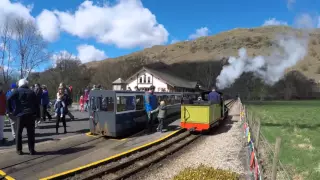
[107,136,200,180]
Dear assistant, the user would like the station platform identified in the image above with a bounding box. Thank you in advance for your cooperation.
[1,110,89,151]
[0,118,181,180]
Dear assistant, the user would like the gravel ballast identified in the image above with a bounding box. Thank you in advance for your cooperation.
[128,101,247,180]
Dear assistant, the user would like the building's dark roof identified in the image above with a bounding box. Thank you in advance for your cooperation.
[125,67,204,89]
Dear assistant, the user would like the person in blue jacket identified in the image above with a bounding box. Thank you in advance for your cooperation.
[144,85,157,133]
[6,83,17,140]
[41,85,52,122]
[208,87,221,104]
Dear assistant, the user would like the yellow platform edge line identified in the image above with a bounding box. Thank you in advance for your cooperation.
[40,129,182,180]
[0,170,15,180]
[85,132,127,141]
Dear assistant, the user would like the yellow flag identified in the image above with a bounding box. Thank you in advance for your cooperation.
[247,132,251,143]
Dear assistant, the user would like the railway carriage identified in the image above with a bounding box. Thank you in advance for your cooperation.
[88,90,200,138]
[180,91,229,132]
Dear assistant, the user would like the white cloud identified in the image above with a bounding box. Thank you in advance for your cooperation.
[170,39,179,44]
[287,0,295,10]
[0,0,34,31]
[189,27,210,39]
[36,9,60,42]
[76,44,107,63]
[53,0,168,48]
[262,18,288,26]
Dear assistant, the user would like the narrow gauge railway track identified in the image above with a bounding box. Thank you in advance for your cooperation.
[56,99,237,180]
[61,130,198,180]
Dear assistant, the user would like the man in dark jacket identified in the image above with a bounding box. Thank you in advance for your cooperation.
[7,79,38,155]
[41,85,52,122]
[208,87,221,104]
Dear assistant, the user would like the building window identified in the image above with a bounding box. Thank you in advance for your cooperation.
[143,75,146,83]
[147,76,151,83]
[139,77,142,83]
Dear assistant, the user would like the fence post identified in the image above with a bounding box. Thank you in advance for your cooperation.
[271,137,282,180]
[255,120,261,150]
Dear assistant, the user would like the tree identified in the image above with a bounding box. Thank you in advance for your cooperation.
[0,16,14,85]
[13,17,50,79]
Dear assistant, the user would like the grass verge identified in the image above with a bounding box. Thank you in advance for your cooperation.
[246,100,320,180]
[173,164,239,180]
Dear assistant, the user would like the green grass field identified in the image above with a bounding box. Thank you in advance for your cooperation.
[246,100,320,180]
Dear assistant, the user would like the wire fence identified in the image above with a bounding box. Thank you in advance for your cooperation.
[244,105,292,180]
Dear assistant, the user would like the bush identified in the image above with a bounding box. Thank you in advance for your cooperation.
[173,165,239,180]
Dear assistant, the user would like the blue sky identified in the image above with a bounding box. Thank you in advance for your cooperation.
[2,0,320,71]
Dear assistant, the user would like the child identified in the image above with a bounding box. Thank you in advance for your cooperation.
[151,101,167,133]
[54,92,65,118]
[79,95,84,112]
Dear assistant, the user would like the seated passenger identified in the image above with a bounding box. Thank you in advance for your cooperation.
[208,87,220,104]
[151,101,167,133]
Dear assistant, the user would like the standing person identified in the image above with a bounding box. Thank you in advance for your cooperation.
[79,95,84,112]
[55,85,68,134]
[208,87,220,104]
[84,87,89,111]
[0,83,6,145]
[34,84,43,124]
[150,101,167,133]
[6,83,17,140]
[59,83,74,120]
[144,85,157,133]
[7,79,38,155]
[41,85,52,122]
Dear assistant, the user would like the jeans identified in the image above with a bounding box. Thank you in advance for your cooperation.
[55,107,64,115]
[157,118,164,132]
[146,112,154,133]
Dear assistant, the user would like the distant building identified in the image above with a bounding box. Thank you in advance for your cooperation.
[112,78,127,90]
[112,67,204,92]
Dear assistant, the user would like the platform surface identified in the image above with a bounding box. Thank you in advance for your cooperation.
[1,110,89,151]
[0,119,181,180]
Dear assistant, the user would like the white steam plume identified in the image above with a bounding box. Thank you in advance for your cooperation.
[216,35,308,89]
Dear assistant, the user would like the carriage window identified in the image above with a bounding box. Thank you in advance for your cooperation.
[175,95,182,104]
[117,96,135,112]
[136,95,144,110]
[90,97,97,111]
[101,97,114,112]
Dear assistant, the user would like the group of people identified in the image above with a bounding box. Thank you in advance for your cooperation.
[78,85,102,112]
[0,79,75,155]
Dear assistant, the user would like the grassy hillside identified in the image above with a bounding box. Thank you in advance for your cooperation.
[87,25,320,82]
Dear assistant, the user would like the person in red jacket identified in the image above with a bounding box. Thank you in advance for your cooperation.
[0,84,7,145]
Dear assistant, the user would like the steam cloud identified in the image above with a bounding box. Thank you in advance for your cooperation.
[215,35,309,89]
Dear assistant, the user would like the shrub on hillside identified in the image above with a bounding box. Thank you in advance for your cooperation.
[173,165,239,180]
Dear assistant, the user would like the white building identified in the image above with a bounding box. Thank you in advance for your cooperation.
[112,67,203,92]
